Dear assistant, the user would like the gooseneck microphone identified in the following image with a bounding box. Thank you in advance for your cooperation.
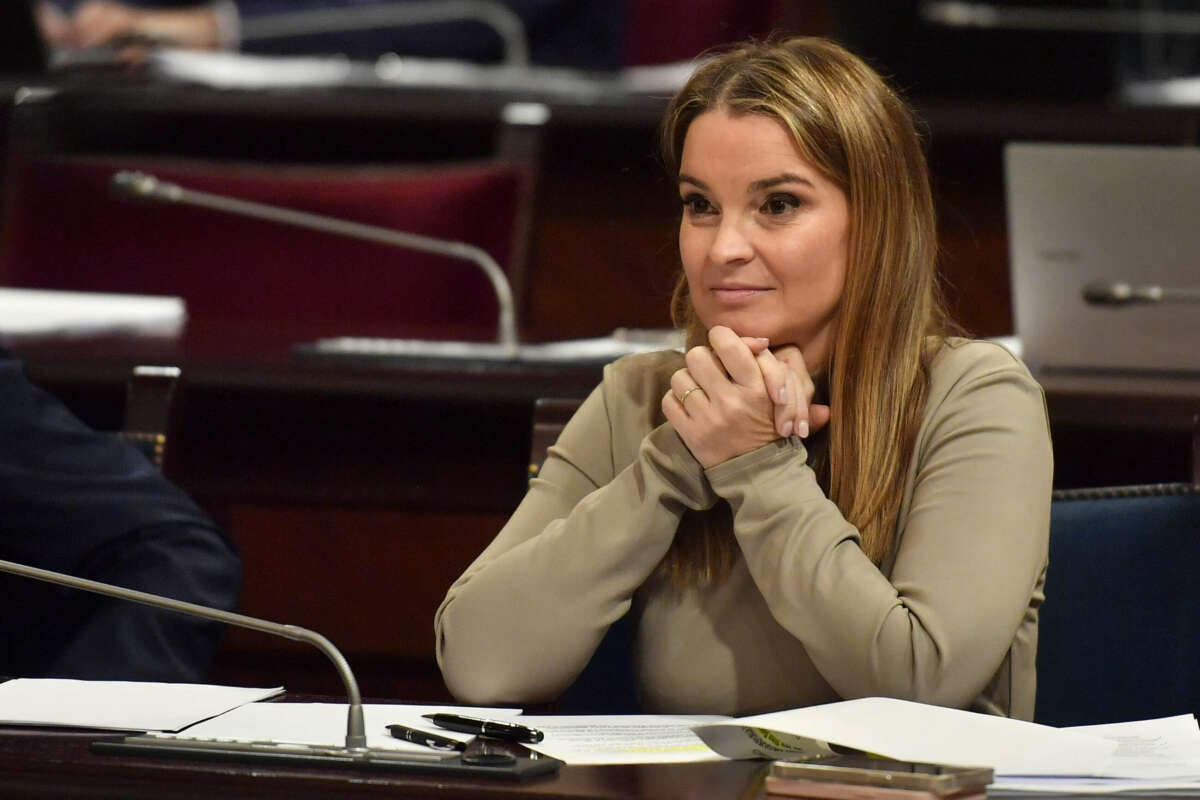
[110,170,520,359]
[0,558,565,775]
[1082,281,1200,307]
[0,556,370,749]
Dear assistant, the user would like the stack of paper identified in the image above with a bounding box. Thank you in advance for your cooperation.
[520,697,1200,795]
[0,679,523,759]
[6,682,1200,792]
[991,715,1200,795]
[690,697,1117,776]
[521,698,1115,775]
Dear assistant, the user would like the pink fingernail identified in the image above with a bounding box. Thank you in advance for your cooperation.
[781,420,793,438]
[778,387,788,404]
[798,421,810,438]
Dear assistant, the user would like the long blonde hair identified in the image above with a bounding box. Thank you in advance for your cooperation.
[659,37,956,582]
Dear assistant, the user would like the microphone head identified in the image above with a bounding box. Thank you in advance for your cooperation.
[1081,281,1134,306]
[111,171,182,203]
[111,170,155,198]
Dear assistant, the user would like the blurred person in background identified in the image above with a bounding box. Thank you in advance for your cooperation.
[35,0,625,70]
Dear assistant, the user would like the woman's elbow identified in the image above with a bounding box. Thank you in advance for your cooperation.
[435,616,560,706]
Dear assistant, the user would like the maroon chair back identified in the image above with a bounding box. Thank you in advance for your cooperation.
[0,155,530,352]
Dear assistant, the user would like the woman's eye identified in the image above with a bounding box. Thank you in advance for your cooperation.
[681,194,714,215]
[761,194,801,215]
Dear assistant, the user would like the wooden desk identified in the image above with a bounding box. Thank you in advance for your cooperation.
[1038,370,1200,489]
[0,726,768,800]
[14,330,606,512]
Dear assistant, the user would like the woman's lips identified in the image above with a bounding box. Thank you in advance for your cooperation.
[710,287,771,303]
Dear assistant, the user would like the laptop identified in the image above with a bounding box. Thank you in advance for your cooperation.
[1005,142,1200,375]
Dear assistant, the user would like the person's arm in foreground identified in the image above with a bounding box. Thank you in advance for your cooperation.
[435,354,716,705]
[0,350,241,681]
[436,332,823,705]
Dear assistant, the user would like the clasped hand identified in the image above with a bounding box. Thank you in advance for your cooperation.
[662,326,831,468]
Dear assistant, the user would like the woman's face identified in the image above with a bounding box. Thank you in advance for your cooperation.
[678,109,849,368]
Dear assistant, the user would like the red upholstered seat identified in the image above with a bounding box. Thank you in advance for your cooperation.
[0,155,530,352]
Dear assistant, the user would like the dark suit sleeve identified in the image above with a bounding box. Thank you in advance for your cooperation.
[0,349,242,681]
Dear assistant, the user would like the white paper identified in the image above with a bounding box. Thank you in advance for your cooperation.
[1080,715,1200,779]
[154,703,522,755]
[149,49,356,89]
[0,679,281,732]
[521,715,729,765]
[308,328,684,364]
[0,288,185,339]
[992,715,1200,795]
[993,776,1200,796]
[693,697,1118,777]
[517,329,684,362]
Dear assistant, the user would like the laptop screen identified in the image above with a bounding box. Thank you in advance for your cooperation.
[1005,142,1200,375]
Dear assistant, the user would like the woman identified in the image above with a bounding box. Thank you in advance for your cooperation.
[435,36,1051,720]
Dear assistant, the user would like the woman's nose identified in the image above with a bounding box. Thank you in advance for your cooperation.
[709,217,754,265]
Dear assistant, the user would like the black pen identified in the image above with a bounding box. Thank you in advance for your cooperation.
[387,723,466,752]
[422,713,545,744]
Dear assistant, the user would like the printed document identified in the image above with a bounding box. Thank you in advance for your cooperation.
[520,714,728,765]
[692,697,1118,776]
[992,714,1200,794]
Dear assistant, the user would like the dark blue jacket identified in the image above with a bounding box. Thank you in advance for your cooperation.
[0,348,241,681]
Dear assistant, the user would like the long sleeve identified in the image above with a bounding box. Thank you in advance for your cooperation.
[706,341,1052,714]
[0,349,242,681]
[435,352,709,705]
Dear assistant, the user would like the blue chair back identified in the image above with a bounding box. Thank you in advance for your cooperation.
[555,611,641,714]
[1036,486,1200,726]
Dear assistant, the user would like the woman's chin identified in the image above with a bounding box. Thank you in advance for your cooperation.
[704,323,797,348]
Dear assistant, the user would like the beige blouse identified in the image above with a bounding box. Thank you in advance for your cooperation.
[435,339,1052,719]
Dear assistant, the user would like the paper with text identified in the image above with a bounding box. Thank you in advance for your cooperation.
[521,714,729,765]
[692,697,1118,776]
[992,714,1200,794]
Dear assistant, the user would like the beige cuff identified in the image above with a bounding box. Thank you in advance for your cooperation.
[643,423,718,511]
[705,436,807,488]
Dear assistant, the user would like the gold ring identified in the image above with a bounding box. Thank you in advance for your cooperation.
[680,386,704,404]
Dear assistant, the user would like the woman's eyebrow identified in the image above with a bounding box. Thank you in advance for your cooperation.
[750,173,815,192]
[678,172,815,192]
